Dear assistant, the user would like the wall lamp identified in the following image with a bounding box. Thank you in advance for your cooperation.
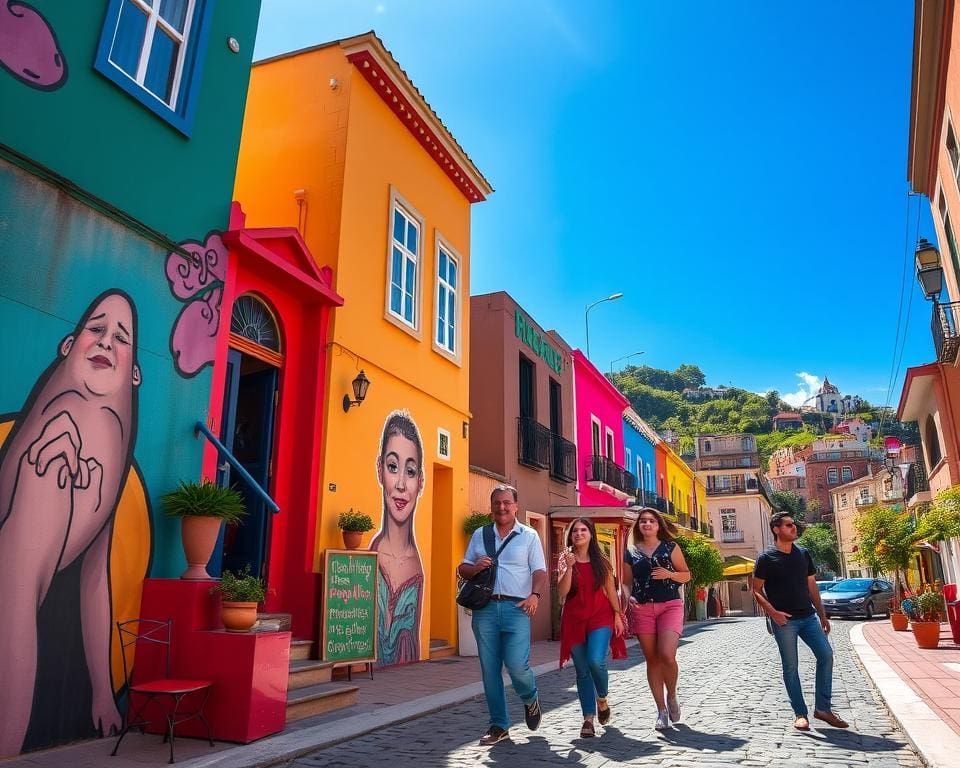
[915,238,943,301]
[343,370,370,412]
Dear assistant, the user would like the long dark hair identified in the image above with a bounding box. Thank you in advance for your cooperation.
[630,506,677,546]
[565,517,610,593]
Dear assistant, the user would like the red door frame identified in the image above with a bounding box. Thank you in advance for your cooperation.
[204,203,343,639]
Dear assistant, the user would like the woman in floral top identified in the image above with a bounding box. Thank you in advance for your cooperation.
[623,507,691,731]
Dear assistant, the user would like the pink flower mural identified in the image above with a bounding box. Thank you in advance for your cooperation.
[165,233,226,378]
[0,1,67,90]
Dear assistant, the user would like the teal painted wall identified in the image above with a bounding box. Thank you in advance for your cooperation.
[0,0,261,242]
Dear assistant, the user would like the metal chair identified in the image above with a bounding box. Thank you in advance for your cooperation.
[111,619,213,764]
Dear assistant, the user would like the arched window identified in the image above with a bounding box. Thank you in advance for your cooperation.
[926,415,943,467]
[231,294,281,353]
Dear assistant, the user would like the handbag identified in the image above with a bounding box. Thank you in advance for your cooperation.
[456,525,518,610]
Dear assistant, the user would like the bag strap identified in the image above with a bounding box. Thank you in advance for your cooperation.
[481,524,519,560]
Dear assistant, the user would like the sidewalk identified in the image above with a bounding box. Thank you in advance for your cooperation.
[0,637,584,768]
[851,619,960,768]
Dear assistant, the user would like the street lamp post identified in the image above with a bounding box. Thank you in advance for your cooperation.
[584,292,623,359]
[610,351,644,376]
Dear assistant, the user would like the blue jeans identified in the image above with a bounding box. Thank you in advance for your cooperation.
[569,626,612,716]
[472,600,538,729]
[771,613,834,716]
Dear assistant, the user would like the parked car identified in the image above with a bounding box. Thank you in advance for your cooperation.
[816,580,839,592]
[821,578,895,619]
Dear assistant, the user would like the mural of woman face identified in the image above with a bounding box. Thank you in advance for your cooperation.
[378,432,423,526]
[60,293,141,397]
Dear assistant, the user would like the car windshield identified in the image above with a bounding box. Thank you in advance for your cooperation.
[817,581,837,591]
[833,578,873,591]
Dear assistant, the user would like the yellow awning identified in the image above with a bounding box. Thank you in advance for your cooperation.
[722,556,755,577]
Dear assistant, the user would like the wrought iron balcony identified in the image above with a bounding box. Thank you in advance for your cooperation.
[638,490,658,508]
[550,433,577,483]
[721,530,745,543]
[668,501,675,515]
[690,516,700,530]
[517,416,551,470]
[854,495,877,507]
[655,496,668,513]
[906,461,929,500]
[587,455,633,495]
[677,512,690,528]
[700,521,710,536]
[933,300,960,363]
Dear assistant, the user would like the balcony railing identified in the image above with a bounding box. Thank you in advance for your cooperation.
[693,455,760,471]
[881,489,902,502]
[677,512,689,528]
[655,495,668,513]
[709,524,715,539]
[587,455,635,495]
[690,516,700,530]
[933,300,960,364]
[700,521,710,536]
[517,416,551,470]
[721,530,745,543]
[550,433,577,483]
[854,495,877,507]
[668,501,675,515]
[638,490,658,508]
[906,461,930,500]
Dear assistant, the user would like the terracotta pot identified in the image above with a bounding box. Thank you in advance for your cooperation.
[890,612,909,631]
[180,516,223,579]
[911,621,941,649]
[221,601,259,632]
[342,530,363,549]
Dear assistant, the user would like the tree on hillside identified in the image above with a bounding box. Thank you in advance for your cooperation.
[771,490,807,522]
[675,364,706,390]
[620,383,688,427]
[797,523,839,574]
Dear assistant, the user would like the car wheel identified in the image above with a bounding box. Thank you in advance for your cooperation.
[865,602,874,620]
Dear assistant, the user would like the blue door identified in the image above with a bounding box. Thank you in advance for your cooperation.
[210,349,277,579]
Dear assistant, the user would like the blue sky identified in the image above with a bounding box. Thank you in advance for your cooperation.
[254,1,936,411]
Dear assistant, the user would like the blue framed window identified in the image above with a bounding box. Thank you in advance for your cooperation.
[389,203,420,329]
[94,0,215,135]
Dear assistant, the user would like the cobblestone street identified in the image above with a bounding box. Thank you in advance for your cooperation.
[284,618,922,768]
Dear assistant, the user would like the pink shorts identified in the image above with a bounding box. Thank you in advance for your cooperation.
[629,599,684,636]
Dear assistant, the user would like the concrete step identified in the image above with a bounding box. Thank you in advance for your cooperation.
[429,638,456,659]
[290,639,315,661]
[288,659,333,690]
[257,612,292,632]
[286,682,359,723]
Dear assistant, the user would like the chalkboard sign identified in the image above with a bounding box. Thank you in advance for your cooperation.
[321,549,378,665]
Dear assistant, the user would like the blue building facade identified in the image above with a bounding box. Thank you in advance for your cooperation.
[623,407,657,506]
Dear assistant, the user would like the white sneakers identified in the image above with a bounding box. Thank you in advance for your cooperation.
[667,694,681,723]
[655,708,670,730]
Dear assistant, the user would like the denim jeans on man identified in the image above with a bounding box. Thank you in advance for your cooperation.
[771,613,834,715]
[569,626,612,716]
[472,599,538,730]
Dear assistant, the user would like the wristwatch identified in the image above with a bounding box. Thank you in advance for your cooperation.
[531,591,541,599]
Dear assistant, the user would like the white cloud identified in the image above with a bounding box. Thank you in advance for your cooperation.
[780,372,823,408]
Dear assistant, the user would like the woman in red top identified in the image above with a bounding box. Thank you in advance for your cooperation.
[558,518,626,738]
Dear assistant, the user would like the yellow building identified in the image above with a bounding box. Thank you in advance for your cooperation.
[234,33,492,663]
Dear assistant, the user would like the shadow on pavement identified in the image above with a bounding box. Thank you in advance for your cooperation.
[798,728,909,752]
[656,722,748,751]
[577,725,663,761]
[485,734,580,765]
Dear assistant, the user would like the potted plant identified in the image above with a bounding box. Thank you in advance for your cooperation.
[162,480,246,579]
[463,512,492,537]
[902,592,946,649]
[853,506,917,630]
[210,565,267,632]
[338,508,374,549]
[889,598,909,631]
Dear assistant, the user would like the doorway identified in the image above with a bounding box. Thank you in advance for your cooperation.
[211,292,283,580]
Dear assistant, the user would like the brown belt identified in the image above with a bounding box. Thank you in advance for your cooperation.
[490,594,523,602]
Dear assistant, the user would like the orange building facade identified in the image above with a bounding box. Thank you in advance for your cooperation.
[234,33,492,662]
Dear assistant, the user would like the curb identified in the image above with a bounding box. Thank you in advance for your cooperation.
[849,622,960,768]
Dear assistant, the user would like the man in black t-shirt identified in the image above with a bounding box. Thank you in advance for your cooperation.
[753,512,849,732]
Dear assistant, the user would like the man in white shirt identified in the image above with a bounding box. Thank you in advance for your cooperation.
[459,484,547,746]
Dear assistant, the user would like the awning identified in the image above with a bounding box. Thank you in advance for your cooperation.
[722,556,755,577]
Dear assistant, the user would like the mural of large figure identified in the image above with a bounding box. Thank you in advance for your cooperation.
[0,290,142,756]
[369,410,424,666]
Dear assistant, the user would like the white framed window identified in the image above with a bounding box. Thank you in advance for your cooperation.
[827,467,839,484]
[384,189,423,337]
[94,0,213,134]
[841,465,852,482]
[840,493,848,508]
[604,427,615,461]
[590,416,601,456]
[437,428,451,460]
[433,235,461,362]
[625,448,632,474]
[720,509,737,532]
[637,457,644,491]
